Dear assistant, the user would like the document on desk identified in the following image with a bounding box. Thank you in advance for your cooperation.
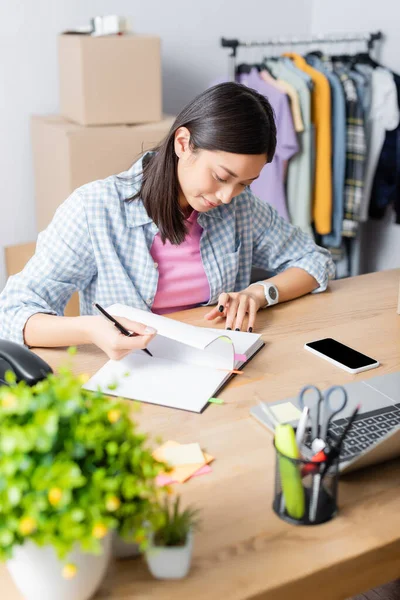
[82,303,264,413]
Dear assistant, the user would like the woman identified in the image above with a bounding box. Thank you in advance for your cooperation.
[0,83,334,360]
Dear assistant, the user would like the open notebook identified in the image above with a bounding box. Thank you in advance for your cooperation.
[83,303,264,413]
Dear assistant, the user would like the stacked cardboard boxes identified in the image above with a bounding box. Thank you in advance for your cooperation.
[6,33,175,315]
[31,116,174,232]
[32,33,174,231]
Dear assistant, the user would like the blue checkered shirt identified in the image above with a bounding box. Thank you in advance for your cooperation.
[0,153,335,345]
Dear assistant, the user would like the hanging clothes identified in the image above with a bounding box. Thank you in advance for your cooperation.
[237,67,298,220]
[369,71,400,223]
[266,58,313,236]
[357,67,400,221]
[260,69,304,132]
[306,55,346,249]
[328,59,367,237]
[216,34,397,280]
[284,53,332,236]
[350,68,371,118]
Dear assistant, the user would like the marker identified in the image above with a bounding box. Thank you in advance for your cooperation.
[275,424,305,520]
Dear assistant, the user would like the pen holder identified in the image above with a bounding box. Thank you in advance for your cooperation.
[272,441,339,526]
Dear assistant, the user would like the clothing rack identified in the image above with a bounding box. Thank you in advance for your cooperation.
[221,31,383,80]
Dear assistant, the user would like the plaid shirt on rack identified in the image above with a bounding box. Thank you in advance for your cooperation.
[331,61,367,237]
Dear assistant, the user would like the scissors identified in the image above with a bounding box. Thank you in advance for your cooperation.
[298,384,348,452]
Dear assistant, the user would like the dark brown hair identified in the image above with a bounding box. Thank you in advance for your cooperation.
[129,82,277,244]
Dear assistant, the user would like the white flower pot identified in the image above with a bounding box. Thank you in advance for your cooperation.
[7,534,112,600]
[145,532,193,579]
[112,531,140,559]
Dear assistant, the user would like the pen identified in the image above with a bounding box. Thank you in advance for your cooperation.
[309,404,361,522]
[93,302,153,357]
[321,404,361,478]
[296,406,309,448]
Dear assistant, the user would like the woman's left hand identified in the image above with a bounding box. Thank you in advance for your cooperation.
[204,287,265,332]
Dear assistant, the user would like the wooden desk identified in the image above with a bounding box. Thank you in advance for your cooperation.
[2,269,400,600]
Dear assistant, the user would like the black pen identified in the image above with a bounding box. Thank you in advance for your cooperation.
[321,403,361,477]
[92,303,153,357]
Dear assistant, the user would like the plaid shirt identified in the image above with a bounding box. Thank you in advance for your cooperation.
[331,62,367,237]
[0,153,335,346]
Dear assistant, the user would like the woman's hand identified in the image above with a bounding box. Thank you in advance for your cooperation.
[204,287,265,332]
[86,316,157,360]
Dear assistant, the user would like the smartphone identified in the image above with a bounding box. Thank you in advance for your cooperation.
[304,338,380,374]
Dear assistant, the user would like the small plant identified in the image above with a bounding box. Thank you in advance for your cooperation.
[0,349,166,567]
[153,496,200,547]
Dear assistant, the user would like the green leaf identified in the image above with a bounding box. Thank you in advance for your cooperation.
[4,371,16,385]
[0,355,166,561]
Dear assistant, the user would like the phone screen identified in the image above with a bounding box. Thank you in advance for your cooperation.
[306,338,377,369]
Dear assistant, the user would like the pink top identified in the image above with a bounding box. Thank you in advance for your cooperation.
[150,210,210,314]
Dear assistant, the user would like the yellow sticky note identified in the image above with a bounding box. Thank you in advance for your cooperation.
[162,443,205,467]
[153,441,214,483]
[270,402,302,423]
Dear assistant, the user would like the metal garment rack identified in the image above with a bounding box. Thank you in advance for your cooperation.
[221,31,383,80]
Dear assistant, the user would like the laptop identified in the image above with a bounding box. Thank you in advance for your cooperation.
[250,371,400,474]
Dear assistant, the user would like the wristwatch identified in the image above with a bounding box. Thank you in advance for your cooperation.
[250,281,279,308]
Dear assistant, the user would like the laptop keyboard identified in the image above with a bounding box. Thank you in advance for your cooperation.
[306,405,400,462]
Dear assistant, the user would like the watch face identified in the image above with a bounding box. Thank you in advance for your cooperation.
[268,286,277,301]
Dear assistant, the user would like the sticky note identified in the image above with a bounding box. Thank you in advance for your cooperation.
[153,440,214,483]
[156,464,212,487]
[171,453,213,483]
[270,402,302,423]
[234,353,247,362]
[220,337,233,344]
[163,443,205,466]
[209,397,224,404]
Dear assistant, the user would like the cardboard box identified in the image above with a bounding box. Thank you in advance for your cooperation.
[31,114,174,231]
[5,242,79,316]
[58,34,162,125]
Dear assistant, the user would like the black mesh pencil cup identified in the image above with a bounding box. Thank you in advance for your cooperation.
[272,440,339,526]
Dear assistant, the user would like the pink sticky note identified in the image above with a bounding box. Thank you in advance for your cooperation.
[234,353,247,362]
[156,474,174,486]
[192,464,212,477]
[156,464,212,486]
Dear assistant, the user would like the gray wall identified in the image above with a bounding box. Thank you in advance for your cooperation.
[0,0,399,291]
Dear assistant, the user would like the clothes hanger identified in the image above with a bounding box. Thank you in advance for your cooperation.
[260,57,275,76]
[306,49,323,59]
[236,63,253,75]
[350,51,380,69]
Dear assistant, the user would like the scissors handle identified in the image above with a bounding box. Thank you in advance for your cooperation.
[320,385,348,441]
[298,385,323,441]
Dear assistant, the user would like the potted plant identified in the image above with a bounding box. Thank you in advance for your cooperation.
[145,495,200,580]
[0,350,166,600]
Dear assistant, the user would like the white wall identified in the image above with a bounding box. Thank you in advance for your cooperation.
[0,0,312,291]
[311,0,400,274]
